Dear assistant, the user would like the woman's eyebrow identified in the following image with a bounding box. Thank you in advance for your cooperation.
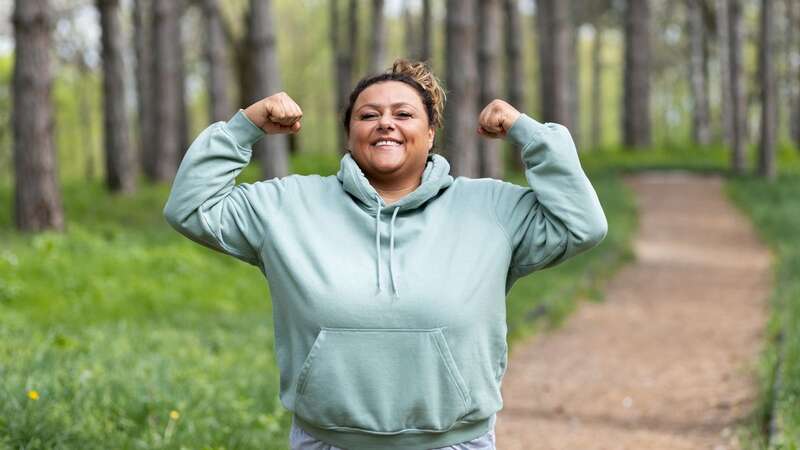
[357,102,419,111]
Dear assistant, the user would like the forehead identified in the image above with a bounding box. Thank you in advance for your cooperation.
[354,81,424,109]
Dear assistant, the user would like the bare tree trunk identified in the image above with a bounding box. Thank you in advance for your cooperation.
[246,0,289,179]
[591,23,604,150]
[478,0,503,179]
[420,0,433,62]
[404,2,416,59]
[687,0,710,145]
[444,0,479,177]
[504,0,525,171]
[204,0,231,122]
[788,0,800,148]
[536,0,571,127]
[175,2,189,163]
[369,0,386,73]
[330,0,357,152]
[623,0,652,148]
[152,0,181,181]
[12,0,64,231]
[730,0,746,172]
[133,0,156,179]
[98,0,137,193]
[758,0,776,179]
[348,0,360,77]
[717,0,733,148]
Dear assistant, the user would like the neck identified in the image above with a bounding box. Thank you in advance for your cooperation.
[369,174,421,205]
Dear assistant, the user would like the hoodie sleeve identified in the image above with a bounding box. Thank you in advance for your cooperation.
[163,109,285,267]
[492,114,608,283]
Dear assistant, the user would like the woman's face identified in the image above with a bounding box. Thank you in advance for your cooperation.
[348,81,435,181]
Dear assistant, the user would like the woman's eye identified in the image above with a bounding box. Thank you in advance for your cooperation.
[360,113,378,120]
[396,112,412,118]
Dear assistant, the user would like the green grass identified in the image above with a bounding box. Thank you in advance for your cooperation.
[727,175,800,449]
[0,152,636,449]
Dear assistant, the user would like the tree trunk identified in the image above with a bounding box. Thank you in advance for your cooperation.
[687,0,710,145]
[504,0,525,171]
[12,0,64,231]
[404,2,416,59]
[591,23,604,150]
[536,0,571,127]
[788,0,800,148]
[152,0,181,181]
[98,0,137,193]
[369,0,386,73]
[348,0,360,77]
[246,0,289,179]
[717,0,734,148]
[421,0,432,62]
[330,0,357,152]
[729,0,746,173]
[623,0,652,148]
[174,1,189,163]
[204,0,231,122]
[133,0,156,179]
[567,24,580,147]
[758,0,776,179]
[478,0,503,179]
[444,0,479,177]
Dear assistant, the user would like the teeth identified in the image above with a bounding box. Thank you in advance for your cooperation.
[374,140,401,146]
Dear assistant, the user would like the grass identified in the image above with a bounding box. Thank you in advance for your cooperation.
[0,151,636,449]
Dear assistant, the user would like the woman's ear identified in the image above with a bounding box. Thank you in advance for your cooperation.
[427,127,435,150]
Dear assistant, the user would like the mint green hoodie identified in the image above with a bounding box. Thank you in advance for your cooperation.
[163,110,607,450]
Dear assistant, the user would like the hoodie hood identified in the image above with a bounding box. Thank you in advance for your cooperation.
[336,152,454,298]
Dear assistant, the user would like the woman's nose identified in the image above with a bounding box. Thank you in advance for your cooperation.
[377,113,394,130]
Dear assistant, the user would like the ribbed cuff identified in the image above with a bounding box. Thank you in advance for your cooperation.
[225,109,266,148]
[506,113,547,149]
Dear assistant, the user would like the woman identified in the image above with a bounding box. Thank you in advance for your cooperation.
[163,60,607,450]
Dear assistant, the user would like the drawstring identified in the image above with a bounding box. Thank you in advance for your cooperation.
[374,196,400,298]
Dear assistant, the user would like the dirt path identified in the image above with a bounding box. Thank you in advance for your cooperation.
[496,172,773,450]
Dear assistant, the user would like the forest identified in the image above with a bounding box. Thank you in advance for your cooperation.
[1,0,799,448]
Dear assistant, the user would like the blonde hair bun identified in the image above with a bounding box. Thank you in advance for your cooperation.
[389,59,446,129]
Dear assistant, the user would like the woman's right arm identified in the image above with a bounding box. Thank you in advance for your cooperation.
[162,93,302,266]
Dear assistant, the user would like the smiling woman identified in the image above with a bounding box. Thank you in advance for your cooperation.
[163,58,608,450]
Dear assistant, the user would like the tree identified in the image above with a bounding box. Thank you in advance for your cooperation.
[717,0,733,149]
[687,0,710,145]
[729,0,747,172]
[203,0,232,122]
[330,0,359,152]
[151,0,182,181]
[758,0,776,179]
[536,0,571,127]
[133,0,156,179]
[97,0,137,193]
[420,0,433,62]
[623,0,652,148]
[590,22,605,150]
[246,0,289,179]
[788,0,800,148]
[369,0,386,73]
[12,0,64,231]
[504,0,525,170]
[478,0,503,179]
[444,0,479,177]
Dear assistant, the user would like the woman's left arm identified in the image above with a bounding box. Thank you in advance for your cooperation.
[479,100,608,282]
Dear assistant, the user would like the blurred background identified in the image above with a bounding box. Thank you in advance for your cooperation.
[0,0,798,448]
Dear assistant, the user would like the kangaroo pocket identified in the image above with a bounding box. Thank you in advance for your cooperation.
[294,327,472,434]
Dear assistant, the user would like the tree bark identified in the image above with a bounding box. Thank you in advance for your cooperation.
[369,0,386,73]
[504,0,525,171]
[444,0,479,177]
[478,0,503,179]
[729,0,746,173]
[421,0,432,62]
[717,0,734,148]
[98,0,137,193]
[12,0,64,231]
[246,0,289,179]
[330,0,357,152]
[174,2,189,163]
[536,0,571,127]
[758,0,776,179]
[152,0,181,181]
[404,2,416,59]
[687,0,710,145]
[133,0,156,179]
[591,23,604,150]
[788,0,800,148]
[623,0,652,148]
[204,0,231,122]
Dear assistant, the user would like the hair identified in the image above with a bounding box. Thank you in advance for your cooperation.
[342,59,446,135]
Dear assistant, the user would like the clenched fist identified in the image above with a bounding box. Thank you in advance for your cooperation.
[244,92,303,135]
[477,99,521,139]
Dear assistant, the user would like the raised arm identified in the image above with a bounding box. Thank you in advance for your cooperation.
[478,100,608,286]
[162,93,303,266]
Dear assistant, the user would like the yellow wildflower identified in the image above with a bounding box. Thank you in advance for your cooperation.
[169,410,180,420]
[27,390,39,400]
